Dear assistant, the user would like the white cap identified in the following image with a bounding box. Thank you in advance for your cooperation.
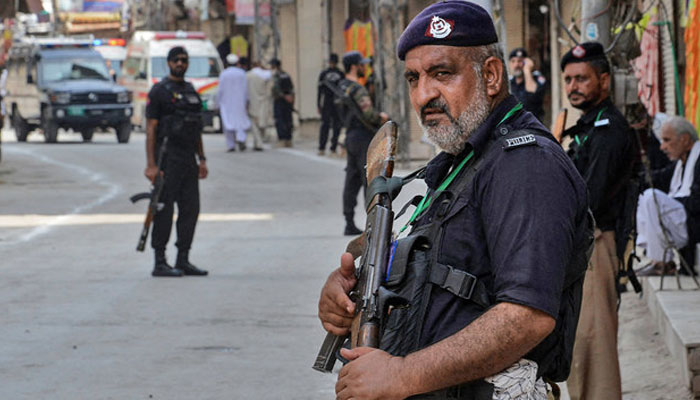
[226,53,239,65]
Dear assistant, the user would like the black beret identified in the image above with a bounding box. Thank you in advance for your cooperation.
[397,1,498,61]
[509,47,527,59]
[167,46,188,61]
[560,42,607,71]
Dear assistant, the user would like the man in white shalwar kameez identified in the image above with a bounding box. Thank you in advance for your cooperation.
[246,63,273,151]
[216,54,251,151]
[637,116,700,275]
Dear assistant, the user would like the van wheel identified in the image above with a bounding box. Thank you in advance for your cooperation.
[43,119,59,143]
[12,110,30,142]
[80,128,94,142]
[117,121,131,143]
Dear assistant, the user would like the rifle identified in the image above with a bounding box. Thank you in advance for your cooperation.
[130,136,169,252]
[313,121,399,373]
[552,108,568,143]
[321,78,378,132]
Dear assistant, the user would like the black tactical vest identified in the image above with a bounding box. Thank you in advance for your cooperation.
[157,80,203,155]
[379,130,594,390]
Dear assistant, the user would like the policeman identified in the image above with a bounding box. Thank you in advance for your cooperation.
[145,46,209,278]
[338,50,388,236]
[560,41,635,399]
[271,58,295,148]
[318,2,590,399]
[317,53,344,155]
[508,47,546,121]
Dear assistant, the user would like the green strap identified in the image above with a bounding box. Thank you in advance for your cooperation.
[575,107,607,149]
[399,103,522,233]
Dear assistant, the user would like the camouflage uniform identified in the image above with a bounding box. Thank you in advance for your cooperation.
[337,78,382,232]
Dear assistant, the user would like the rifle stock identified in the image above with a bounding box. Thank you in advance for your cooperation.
[312,121,398,373]
[552,108,568,143]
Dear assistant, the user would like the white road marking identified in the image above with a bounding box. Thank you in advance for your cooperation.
[0,213,274,227]
[2,146,122,242]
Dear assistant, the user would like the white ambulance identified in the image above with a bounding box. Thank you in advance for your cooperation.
[119,31,223,131]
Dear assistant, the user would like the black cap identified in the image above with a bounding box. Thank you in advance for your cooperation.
[397,0,498,61]
[509,47,527,59]
[329,53,338,63]
[560,42,607,71]
[342,51,370,67]
[167,46,188,61]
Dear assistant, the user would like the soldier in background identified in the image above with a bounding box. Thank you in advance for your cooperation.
[144,46,209,278]
[337,51,388,235]
[271,58,295,148]
[508,48,546,121]
[317,53,344,155]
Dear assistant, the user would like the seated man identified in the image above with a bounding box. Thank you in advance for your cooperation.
[637,116,700,276]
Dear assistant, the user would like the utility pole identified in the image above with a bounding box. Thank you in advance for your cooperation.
[254,0,261,61]
[270,0,279,60]
[581,0,611,46]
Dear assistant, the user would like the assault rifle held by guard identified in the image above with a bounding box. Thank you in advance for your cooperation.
[313,121,399,373]
[321,79,377,133]
[130,137,168,252]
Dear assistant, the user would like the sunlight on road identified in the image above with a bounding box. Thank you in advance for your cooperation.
[0,213,274,227]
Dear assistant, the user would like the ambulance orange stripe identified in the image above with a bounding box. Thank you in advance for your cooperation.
[197,81,218,93]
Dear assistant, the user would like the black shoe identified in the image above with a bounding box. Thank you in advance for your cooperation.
[344,223,363,236]
[176,260,208,276]
[237,141,247,151]
[152,262,183,277]
[254,147,264,152]
[227,147,236,152]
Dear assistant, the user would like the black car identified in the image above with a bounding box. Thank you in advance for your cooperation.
[4,39,133,143]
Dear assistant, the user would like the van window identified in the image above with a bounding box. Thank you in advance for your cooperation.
[124,57,144,79]
[40,57,110,82]
[152,57,221,79]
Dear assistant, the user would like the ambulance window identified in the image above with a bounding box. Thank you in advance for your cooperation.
[125,57,144,79]
[152,56,220,78]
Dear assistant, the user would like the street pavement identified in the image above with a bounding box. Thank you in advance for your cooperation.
[0,127,692,399]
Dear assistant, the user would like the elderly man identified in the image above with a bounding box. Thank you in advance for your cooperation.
[316,2,591,399]
[217,54,251,152]
[637,116,700,276]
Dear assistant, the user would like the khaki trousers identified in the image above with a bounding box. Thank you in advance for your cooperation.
[566,229,621,399]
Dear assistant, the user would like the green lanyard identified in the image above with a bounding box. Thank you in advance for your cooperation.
[399,103,523,233]
[574,107,607,148]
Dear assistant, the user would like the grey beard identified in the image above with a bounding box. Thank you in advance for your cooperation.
[419,90,490,155]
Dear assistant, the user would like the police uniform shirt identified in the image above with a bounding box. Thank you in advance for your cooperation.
[509,72,546,121]
[563,97,634,232]
[274,70,294,100]
[317,66,344,111]
[414,95,589,349]
[146,77,202,158]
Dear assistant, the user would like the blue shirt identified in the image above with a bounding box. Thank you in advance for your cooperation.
[412,95,589,348]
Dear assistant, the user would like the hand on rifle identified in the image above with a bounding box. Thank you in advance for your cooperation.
[336,346,408,400]
[379,112,389,125]
[144,165,162,184]
[318,252,357,336]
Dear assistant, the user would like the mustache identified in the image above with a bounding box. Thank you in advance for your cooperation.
[420,99,457,124]
[568,91,585,98]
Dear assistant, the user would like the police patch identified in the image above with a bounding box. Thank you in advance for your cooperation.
[503,134,537,150]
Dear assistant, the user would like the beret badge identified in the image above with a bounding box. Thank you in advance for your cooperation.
[425,15,454,39]
[572,45,586,58]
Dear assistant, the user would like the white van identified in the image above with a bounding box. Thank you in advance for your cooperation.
[119,31,223,131]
